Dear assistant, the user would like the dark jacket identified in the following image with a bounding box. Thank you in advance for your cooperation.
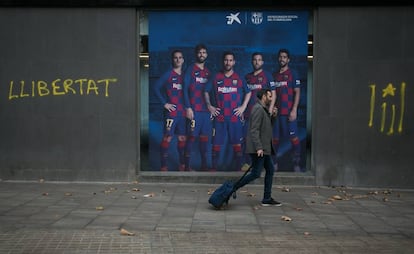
[245,100,274,155]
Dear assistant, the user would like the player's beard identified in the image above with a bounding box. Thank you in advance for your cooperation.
[224,64,233,72]
[254,65,262,72]
[197,56,206,64]
[279,61,287,68]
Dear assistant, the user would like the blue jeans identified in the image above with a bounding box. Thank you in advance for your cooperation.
[235,154,274,201]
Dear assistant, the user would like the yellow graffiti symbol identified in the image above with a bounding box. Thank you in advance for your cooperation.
[387,104,396,136]
[380,102,386,132]
[382,83,396,98]
[368,84,375,127]
[370,82,406,135]
[398,82,406,133]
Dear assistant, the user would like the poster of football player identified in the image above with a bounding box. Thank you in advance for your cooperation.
[148,11,309,172]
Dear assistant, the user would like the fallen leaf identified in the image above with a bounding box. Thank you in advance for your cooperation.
[331,195,342,200]
[304,232,311,236]
[132,188,140,192]
[368,191,379,195]
[96,206,104,211]
[323,201,332,204]
[281,187,290,192]
[207,189,214,195]
[39,178,45,183]
[120,228,135,236]
[64,192,72,196]
[42,192,49,196]
[281,215,292,221]
[131,196,137,199]
[294,207,303,211]
[383,190,392,195]
[382,197,389,202]
[311,192,319,196]
[253,205,260,210]
[143,193,155,198]
[352,194,368,199]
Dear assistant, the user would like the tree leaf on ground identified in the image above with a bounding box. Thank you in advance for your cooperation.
[143,193,155,198]
[281,215,292,221]
[120,228,135,236]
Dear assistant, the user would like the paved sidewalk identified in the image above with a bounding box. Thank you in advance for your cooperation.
[0,181,413,253]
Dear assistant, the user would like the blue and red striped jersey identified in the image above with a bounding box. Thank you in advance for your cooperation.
[245,70,275,118]
[154,69,185,117]
[183,64,210,112]
[207,71,250,122]
[273,68,300,115]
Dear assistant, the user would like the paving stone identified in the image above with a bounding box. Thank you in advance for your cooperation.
[0,182,413,253]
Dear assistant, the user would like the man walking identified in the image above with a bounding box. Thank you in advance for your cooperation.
[234,89,281,206]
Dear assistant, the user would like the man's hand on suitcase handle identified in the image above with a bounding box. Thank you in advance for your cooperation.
[257,149,264,157]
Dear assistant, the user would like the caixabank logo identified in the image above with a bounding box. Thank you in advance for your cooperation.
[226,12,264,25]
[226,12,241,25]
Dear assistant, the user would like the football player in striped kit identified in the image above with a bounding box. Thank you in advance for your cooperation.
[154,50,187,171]
[272,49,302,172]
[183,44,212,171]
[205,51,251,171]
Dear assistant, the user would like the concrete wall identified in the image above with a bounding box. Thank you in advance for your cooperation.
[0,8,138,181]
[313,7,414,188]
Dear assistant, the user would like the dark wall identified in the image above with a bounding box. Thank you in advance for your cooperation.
[0,8,138,181]
[313,7,414,188]
[1,6,413,188]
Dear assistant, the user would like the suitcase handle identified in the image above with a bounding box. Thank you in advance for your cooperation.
[232,166,252,193]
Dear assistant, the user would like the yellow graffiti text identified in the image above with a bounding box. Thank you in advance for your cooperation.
[8,78,117,100]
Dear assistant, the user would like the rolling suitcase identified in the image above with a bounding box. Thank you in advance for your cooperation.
[208,167,252,209]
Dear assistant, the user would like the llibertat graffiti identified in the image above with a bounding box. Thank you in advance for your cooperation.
[8,78,118,100]
[368,82,406,135]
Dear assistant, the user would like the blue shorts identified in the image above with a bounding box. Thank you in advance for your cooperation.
[163,116,187,136]
[213,120,244,145]
[188,111,212,136]
[272,115,298,139]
